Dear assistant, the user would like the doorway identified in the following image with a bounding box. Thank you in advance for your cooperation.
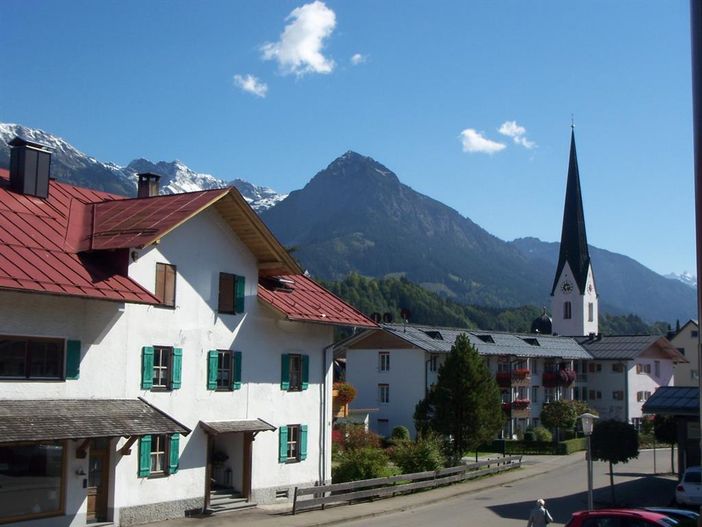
[87,438,110,523]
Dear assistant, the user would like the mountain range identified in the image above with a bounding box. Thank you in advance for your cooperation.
[0,123,695,324]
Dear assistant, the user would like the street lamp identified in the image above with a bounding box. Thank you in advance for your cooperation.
[580,412,598,510]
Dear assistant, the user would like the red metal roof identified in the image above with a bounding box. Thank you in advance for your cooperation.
[258,274,377,328]
[90,189,229,250]
[0,169,158,304]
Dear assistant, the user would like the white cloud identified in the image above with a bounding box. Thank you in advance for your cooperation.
[459,129,506,154]
[261,1,336,76]
[350,53,366,65]
[233,74,268,97]
[498,120,536,149]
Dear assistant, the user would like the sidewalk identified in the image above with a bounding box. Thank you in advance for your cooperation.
[149,453,584,527]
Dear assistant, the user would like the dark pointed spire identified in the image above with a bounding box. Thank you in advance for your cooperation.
[551,129,591,295]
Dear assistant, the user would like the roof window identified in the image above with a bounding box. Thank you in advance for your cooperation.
[521,337,540,346]
[475,334,495,344]
[422,330,443,340]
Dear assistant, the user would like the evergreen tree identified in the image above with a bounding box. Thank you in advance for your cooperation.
[415,334,504,462]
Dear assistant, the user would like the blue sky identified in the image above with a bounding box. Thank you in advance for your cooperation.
[0,1,694,276]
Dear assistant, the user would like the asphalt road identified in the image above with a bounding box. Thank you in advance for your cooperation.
[338,449,679,527]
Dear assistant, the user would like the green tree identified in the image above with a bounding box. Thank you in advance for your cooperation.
[591,420,639,504]
[540,400,578,442]
[653,414,677,474]
[414,334,504,463]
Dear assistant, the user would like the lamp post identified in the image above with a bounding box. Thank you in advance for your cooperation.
[580,412,598,511]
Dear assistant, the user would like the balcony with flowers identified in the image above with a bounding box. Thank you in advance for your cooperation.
[502,399,531,417]
[511,368,531,385]
[496,372,511,388]
[542,368,576,388]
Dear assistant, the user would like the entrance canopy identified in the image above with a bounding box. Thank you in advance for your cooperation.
[199,419,276,435]
[642,386,699,416]
[0,398,190,444]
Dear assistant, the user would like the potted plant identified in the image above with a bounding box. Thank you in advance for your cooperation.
[333,382,357,406]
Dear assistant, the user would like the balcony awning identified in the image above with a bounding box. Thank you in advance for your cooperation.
[0,398,190,444]
[199,419,276,435]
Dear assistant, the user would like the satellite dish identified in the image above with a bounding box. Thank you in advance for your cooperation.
[370,312,382,323]
[382,312,393,323]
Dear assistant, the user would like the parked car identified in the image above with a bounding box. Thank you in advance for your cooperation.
[675,466,702,506]
[565,508,678,527]
[644,507,699,527]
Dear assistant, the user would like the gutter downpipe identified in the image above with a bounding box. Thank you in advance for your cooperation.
[320,340,337,486]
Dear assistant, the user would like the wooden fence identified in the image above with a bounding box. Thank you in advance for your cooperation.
[292,455,522,514]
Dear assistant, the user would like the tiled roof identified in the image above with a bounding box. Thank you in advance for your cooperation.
[642,386,699,416]
[90,189,229,250]
[258,274,377,328]
[0,399,190,444]
[370,324,592,359]
[199,419,276,435]
[576,335,680,360]
[0,169,159,304]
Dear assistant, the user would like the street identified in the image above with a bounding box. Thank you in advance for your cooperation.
[338,449,678,527]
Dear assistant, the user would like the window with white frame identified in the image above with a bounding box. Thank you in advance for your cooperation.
[429,354,438,372]
[544,387,555,403]
[612,390,624,401]
[379,352,390,372]
[150,434,167,475]
[378,383,389,403]
[636,391,652,402]
[636,363,651,375]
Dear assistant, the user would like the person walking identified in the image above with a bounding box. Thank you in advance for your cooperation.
[527,498,553,527]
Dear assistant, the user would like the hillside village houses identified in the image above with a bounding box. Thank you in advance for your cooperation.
[0,137,377,526]
[340,130,685,439]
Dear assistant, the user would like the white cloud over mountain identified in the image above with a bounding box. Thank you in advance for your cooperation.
[498,120,536,149]
[233,74,268,97]
[261,1,337,76]
[460,129,506,154]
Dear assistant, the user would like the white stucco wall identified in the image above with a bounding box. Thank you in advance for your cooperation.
[0,208,335,525]
[672,322,699,387]
[551,262,598,337]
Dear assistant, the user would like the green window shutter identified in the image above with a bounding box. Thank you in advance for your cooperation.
[300,425,308,460]
[233,351,242,390]
[141,347,154,390]
[235,275,245,314]
[138,435,151,477]
[301,355,309,390]
[65,340,81,380]
[168,434,180,474]
[171,348,183,390]
[278,426,288,463]
[280,354,290,391]
[207,350,218,390]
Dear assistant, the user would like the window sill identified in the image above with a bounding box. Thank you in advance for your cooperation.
[147,472,170,479]
[154,304,176,310]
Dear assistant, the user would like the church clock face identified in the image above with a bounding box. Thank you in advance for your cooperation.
[561,281,573,294]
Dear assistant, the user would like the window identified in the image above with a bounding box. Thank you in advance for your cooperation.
[141,346,182,391]
[692,330,699,338]
[379,352,390,372]
[218,273,246,314]
[429,354,438,372]
[0,443,65,523]
[379,383,390,403]
[155,263,176,307]
[207,350,242,391]
[678,347,686,356]
[281,353,309,391]
[532,386,539,403]
[636,391,651,402]
[654,360,660,378]
[563,301,572,319]
[589,390,602,400]
[588,302,594,322]
[611,363,625,373]
[138,434,179,477]
[278,425,307,463]
[612,391,624,400]
[636,363,651,375]
[544,387,555,403]
[588,363,602,373]
[0,336,74,380]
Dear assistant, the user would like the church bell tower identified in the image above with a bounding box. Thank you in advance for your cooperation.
[551,128,598,336]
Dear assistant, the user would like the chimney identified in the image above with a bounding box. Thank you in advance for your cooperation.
[137,172,161,198]
[9,136,52,199]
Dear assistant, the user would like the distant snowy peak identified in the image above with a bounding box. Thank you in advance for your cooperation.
[0,122,285,212]
[665,271,697,289]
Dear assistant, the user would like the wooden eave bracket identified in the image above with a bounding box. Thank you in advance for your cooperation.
[75,438,91,459]
[120,436,138,455]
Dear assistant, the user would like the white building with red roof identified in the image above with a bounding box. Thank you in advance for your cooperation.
[0,138,375,526]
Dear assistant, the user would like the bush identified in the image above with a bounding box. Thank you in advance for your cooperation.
[391,435,445,473]
[391,426,410,441]
[336,425,381,452]
[523,430,536,442]
[533,426,552,443]
[332,447,392,483]
[557,437,587,454]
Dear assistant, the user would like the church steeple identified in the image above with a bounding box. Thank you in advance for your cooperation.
[550,127,598,337]
[551,129,591,296]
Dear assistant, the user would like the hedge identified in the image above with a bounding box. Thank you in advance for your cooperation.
[482,437,587,455]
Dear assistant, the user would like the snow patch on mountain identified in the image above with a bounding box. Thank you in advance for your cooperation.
[665,271,697,289]
[0,122,286,212]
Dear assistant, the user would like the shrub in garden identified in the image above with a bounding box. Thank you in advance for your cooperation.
[332,447,392,483]
[523,429,536,442]
[391,435,445,474]
[391,426,410,442]
[533,426,552,443]
[336,424,381,452]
